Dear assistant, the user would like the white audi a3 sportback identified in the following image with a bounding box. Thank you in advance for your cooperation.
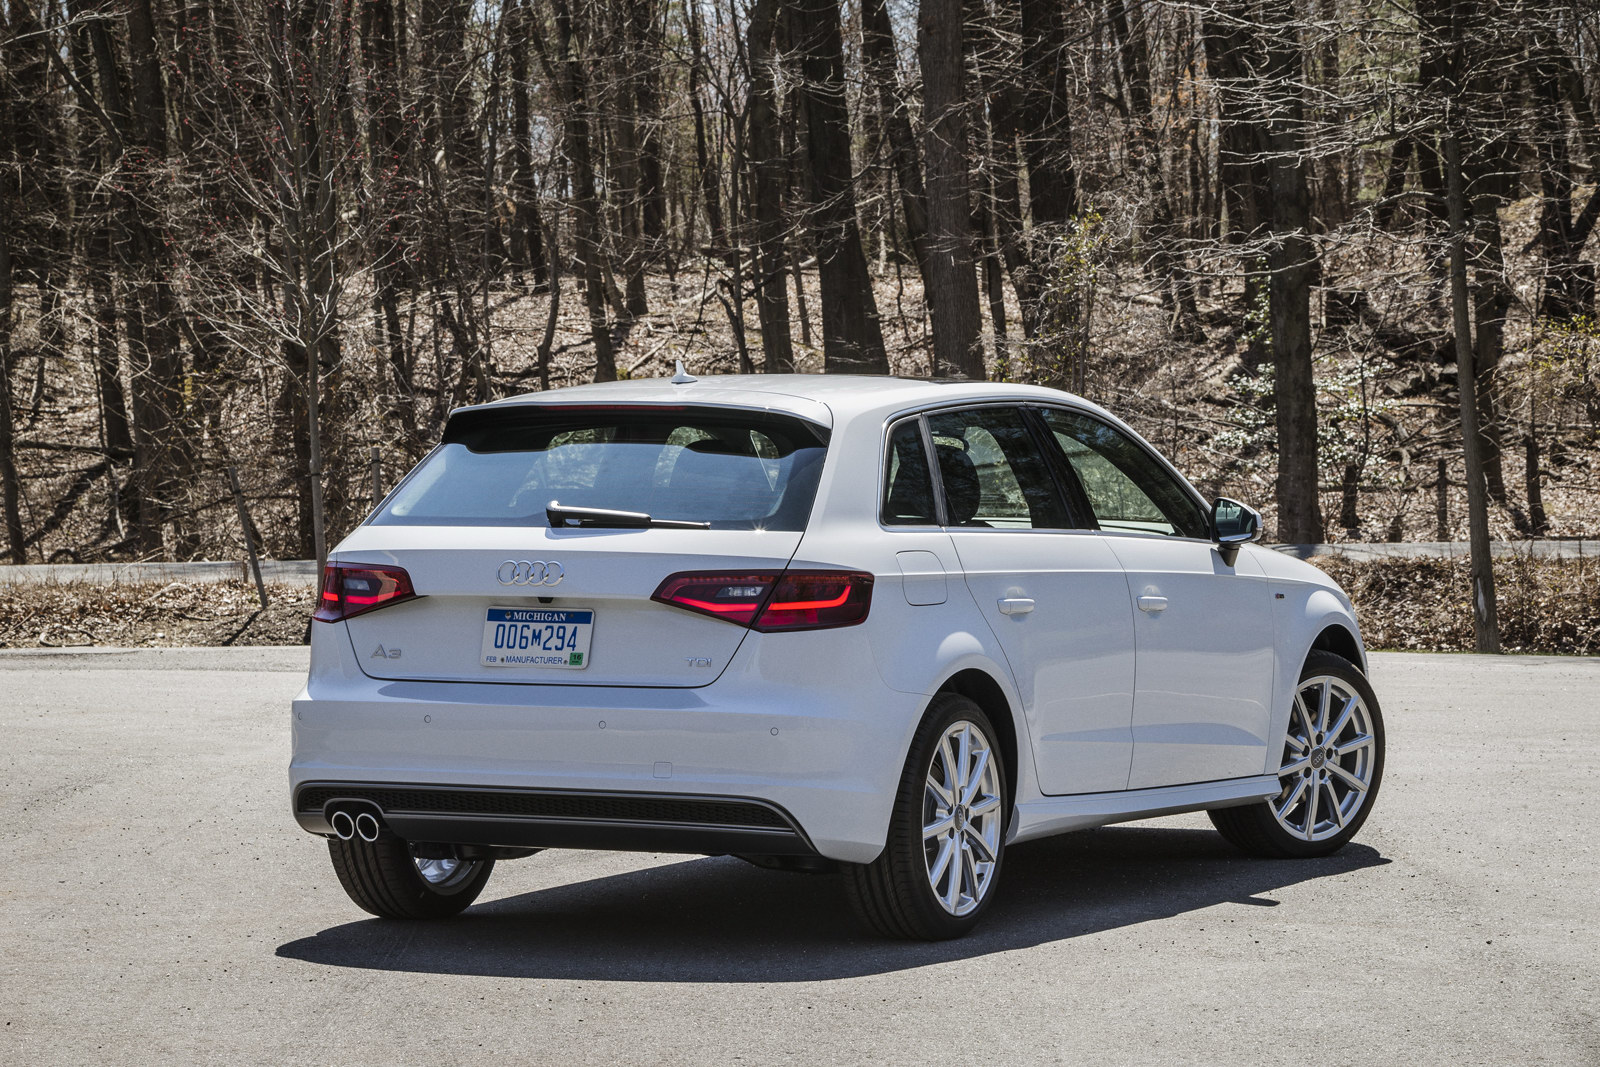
[292,373,1384,939]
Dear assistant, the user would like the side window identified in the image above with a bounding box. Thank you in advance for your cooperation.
[882,418,938,525]
[925,407,1069,530]
[1039,408,1209,538]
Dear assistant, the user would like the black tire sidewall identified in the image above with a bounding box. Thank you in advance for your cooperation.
[328,834,496,919]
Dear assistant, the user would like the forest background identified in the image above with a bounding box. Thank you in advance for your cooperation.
[1,0,1598,649]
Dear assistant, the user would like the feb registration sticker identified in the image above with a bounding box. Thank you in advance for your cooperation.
[481,607,594,668]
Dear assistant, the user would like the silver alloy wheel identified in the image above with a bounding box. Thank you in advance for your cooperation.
[413,854,477,889]
[922,720,1003,916]
[1272,674,1378,842]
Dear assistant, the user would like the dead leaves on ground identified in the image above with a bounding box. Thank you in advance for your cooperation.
[1312,556,1600,655]
[0,580,315,648]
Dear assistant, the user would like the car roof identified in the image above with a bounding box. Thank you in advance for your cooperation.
[471,373,1108,428]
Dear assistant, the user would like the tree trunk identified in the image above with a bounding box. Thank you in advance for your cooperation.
[125,0,168,156]
[783,76,814,348]
[361,0,421,454]
[1374,137,1414,231]
[1262,0,1324,543]
[980,185,1011,373]
[686,1,733,266]
[917,0,983,379]
[113,0,192,555]
[422,0,492,270]
[1468,152,1514,513]
[1313,0,1349,229]
[1545,33,1600,291]
[794,0,888,374]
[1525,435,1548,537]
[745,0,795,372]
[611,0,649,318]
[1445,129,1499,653]
[1017,0,1077,229]
[86,229,133,459]
[684,0,749,362]
[1413,0,1454,299]
[1108,0,1201,340]
[0,219,24,563]
[1201,0,1270,246]
[506,0,550,289]
[1528,34,1597,322]
[1199,0,1271,355]
[861,0,930,284]
[629,0,667,252]
[553,0,616,381]
[992,0,1076,345]
[265,0,356,560]
[970,0,1035,341]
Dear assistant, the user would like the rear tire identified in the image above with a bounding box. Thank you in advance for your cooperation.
[1210,650,1385,858]
[844,693,1008,940]
[327,833,494,919]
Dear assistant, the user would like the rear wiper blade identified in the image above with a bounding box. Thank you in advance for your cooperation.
[546,501,711,530]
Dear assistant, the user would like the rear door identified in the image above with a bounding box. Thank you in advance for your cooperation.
[926,406,1138,796]
[1035,407,1275,788]
[337,405,828,688]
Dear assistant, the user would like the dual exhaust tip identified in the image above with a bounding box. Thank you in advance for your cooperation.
[329,808,383,844]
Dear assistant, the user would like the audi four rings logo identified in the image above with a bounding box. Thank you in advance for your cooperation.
[497,559,565,586]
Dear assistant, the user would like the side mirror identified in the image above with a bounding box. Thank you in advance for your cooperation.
[1212,498,1262,567]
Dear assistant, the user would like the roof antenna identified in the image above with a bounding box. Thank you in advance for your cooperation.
[670,359,697,385]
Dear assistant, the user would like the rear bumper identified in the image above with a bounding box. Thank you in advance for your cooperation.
[293,782,818,856]
[290,621,924,863]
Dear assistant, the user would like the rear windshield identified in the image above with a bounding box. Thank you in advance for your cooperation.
[372,407,829,530]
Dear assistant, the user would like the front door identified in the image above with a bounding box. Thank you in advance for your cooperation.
[1036,407,1275,789]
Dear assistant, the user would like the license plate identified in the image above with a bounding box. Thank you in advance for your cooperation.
[480,607,593,668]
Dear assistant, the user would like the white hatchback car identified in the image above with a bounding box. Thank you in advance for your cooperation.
[292,374,1384,938]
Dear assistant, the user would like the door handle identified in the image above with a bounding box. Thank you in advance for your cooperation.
[1137,595,1169,614]
[997,597,1035,616]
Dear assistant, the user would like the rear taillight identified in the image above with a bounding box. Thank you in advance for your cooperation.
[314,563,417,622]
[651,572,778,626]
[651,570,873,632]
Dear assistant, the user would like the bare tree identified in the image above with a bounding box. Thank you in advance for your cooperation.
[795,0,889,374]
[745,0,796,372]
[918,0,983,378]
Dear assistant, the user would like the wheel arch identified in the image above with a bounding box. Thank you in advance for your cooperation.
[1309,622,1366,674]
[935,667,1021,814]
[1260,586,1370,779]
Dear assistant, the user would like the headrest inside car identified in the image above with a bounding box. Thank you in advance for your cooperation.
[936,445,982,526]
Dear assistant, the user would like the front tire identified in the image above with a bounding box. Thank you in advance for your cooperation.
[845,693,1008,940]
[1210,650,1385,858]
[327,833,495,919]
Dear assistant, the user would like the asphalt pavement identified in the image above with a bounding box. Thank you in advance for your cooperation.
[1,647,1595,1066]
